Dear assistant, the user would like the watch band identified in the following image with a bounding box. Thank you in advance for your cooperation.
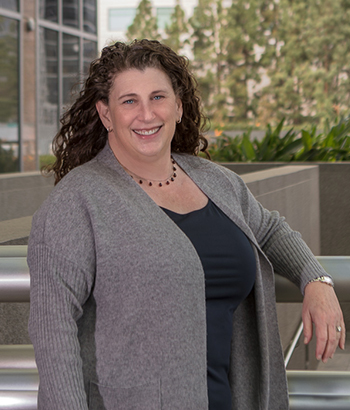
[307,276,334,287]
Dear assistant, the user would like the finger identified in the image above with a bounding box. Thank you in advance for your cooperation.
[321,325,338,362]
[314,322,328,361]
[339,321,346,351]
[302,311,313,345]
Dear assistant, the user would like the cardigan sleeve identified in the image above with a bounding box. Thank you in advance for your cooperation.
[226,170,330,294]
[27,188,96,409]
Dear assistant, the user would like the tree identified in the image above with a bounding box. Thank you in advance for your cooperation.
[223,0,268,122]
[188,0,228,124]
[163,0,188,54]
[126,0,159,41]
[304,0,350,122]
[258,0,350,125]
[188,0,272,125]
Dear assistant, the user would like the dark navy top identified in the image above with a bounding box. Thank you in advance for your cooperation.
[162,199,256,409]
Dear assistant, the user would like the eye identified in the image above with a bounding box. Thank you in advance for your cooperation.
[154,95,163,101]
[123,99,134,104]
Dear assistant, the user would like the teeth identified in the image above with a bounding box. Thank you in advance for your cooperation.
[134,127,160,136]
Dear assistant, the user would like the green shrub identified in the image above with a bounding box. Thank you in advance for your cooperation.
[39,154,55,169]
[208,117,350,162]
[0,141,19,173]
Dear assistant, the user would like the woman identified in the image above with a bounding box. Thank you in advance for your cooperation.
[28,39,345,410]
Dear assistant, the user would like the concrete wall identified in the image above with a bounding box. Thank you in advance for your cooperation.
[318,163,350,256]
[0,172,54,222]
[0,172,54,244]
[223,161,350,257]
[242,165,320,255]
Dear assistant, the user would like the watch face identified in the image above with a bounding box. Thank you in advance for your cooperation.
[321,276,334,286]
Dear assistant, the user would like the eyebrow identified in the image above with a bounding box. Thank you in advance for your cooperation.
[118,93,138,101]
[118,89,170,101]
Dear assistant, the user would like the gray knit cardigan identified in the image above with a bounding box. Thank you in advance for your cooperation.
[28,144,328,410]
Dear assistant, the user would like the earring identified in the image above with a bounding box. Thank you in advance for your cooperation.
[176,117,182,124]
[106,127,112,132]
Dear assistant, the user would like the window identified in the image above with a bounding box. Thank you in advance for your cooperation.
[38,28,59,156]
[0,0,19,12]
[39,0,58,23]
[84,40,97,75]
[157,7,173,30]
[0,16,19,172]
[0,0,98,172]
[84,0,97,33]
[37,1,98,157]
[109,8,136,31]
[62,34,80,105]
[63,0,79,28]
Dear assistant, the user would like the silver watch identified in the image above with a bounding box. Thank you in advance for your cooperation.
[307,276,334,287]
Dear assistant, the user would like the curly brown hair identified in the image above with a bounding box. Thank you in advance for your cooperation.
[46,39,209,184]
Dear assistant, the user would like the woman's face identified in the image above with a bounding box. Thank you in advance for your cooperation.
[96,67,183,164]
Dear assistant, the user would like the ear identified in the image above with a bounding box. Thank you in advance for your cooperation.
[96,100,111,129]
[176,97,183,121]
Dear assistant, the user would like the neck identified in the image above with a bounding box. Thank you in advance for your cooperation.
[108,140,174,181]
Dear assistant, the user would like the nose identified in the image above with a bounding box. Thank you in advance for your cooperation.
[138,100,155,122]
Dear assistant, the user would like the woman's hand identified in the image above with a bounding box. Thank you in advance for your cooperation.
[302,281,346,362]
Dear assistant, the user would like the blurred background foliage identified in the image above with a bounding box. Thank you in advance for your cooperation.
[126,0,350,131]
[0,141,18,173]
[208,116,350,162]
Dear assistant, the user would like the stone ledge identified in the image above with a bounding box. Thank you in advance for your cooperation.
[0,217,32,244]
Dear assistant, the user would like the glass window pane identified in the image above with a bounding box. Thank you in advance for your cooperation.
[39,0,58,23]
[109,8,136,31]
[38,28,58,156]
[63,0,79,28]
[84,0,97,34]
[83,40,97,76]
[0,0,19,12]
[0,16,19,173]
[0,142,18,172]
[157,7,173,30]
[63,34,79,105]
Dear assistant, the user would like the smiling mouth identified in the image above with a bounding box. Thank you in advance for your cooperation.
[133,127,161,136]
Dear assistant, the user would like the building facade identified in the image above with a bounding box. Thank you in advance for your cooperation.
[0,0,98,173]
[98,0,197,50]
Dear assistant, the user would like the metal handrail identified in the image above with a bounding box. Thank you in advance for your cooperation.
[0,367,350,410]
[0,257,30,302]
[1,246,350,303]
[0,369,39,410]
[287,371,350,410]
[0,346,36,370]
[0,246,27,258]
[284,320,304,367]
